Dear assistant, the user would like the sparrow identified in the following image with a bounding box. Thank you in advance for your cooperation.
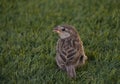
[53,25,87,78]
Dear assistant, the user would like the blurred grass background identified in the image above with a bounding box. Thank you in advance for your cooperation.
[0,0,120,84]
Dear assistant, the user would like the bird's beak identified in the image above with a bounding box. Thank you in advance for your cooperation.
[53,26,61,33]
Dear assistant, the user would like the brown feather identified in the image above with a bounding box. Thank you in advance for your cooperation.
[54,25,87,78]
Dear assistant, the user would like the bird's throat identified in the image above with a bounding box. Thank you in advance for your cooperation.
[59,32,70,39]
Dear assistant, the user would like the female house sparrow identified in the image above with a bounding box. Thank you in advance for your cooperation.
[53,25,87,78]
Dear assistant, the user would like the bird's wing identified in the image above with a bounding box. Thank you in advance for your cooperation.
[58,38,81,65]
[65,41,80,65]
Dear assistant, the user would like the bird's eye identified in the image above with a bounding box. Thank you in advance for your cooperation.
[62,28,65,31]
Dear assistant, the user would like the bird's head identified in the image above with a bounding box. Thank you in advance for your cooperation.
[53,25,78,39]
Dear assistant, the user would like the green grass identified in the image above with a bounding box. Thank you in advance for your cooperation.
[0,0,120,84]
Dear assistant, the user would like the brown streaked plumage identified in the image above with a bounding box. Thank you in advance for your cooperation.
[53,25,87,78]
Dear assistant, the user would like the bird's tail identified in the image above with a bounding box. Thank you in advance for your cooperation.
[65,65,76,78]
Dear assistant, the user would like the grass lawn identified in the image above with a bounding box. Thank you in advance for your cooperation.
[0,0,120,84]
